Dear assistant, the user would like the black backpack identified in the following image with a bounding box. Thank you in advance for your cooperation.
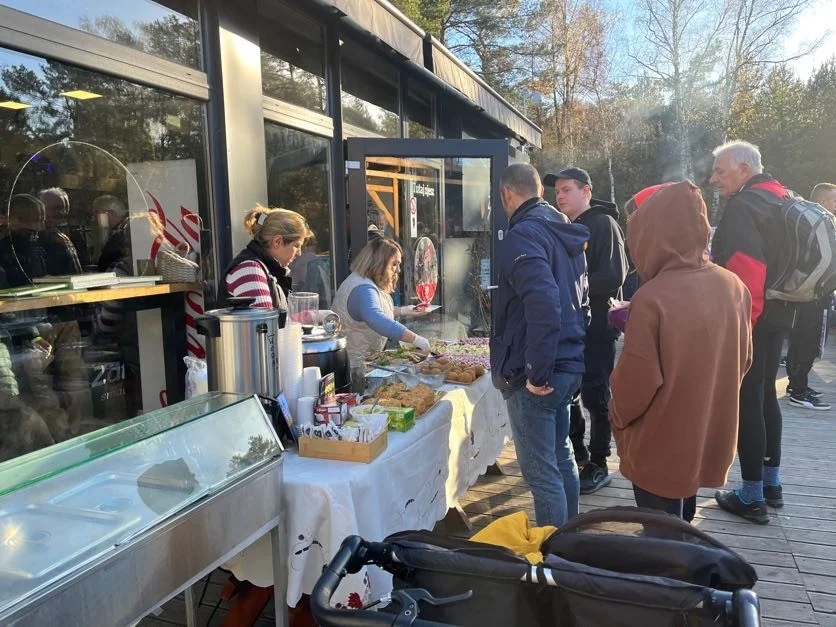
[756,192,836,302]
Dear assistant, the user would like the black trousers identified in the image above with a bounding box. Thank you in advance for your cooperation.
[738,324,786,481]
[786,297,829,391]
[633,484,696,523]
[570,333,617,466]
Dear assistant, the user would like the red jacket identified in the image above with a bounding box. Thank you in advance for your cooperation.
[711,174,789,325]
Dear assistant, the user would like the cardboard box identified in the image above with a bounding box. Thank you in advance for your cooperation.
[352,404,416,432]
[334,392,359,408]
[298,430,388,463]
[380,406,415,432]
[314,401,349,426]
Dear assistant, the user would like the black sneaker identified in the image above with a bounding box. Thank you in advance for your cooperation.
[789,392,831,410]
[763,484,784,508]
[579,462,611,494]
[574,450,589,468]
[714,489,769,524]
[807,387,823,397]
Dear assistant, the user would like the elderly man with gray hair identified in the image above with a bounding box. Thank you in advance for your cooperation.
[709,140,794,524]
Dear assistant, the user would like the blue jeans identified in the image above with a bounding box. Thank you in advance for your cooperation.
[506,371,582,527]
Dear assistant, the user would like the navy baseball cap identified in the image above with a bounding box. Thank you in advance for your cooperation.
[543,167,592,189]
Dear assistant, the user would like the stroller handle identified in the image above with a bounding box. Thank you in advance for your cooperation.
[311,535,452,627]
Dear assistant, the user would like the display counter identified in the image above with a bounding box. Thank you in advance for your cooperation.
[0,282,200,314]
[225,374,511,611]
[0,392,285,627]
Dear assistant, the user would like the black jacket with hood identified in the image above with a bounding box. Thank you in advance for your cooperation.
[573,199,627,336]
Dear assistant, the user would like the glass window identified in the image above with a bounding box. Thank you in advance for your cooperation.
[341,40,400,138]
[360,156,493,337]
[0,0,201,69]
[0,46,210,459]
[406,85,434,139]
[259,5,326,112]
[264,122,333,308]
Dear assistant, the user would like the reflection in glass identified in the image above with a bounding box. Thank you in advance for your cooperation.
[264,123,333,307]
[341,40,400,138]
[0,0,201,69]
[406,88,434,139]
[0,46,209,461]
[260,7,326,112]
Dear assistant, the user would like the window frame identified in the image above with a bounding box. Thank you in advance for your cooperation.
[0,5,209,101]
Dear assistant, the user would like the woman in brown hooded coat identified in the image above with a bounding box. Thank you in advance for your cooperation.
[610,181,752,521]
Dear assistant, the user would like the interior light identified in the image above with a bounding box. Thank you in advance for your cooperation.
[60,90,103,100]
[0,101,31,110]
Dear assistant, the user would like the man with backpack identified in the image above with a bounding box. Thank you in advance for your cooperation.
[784,183,836,410]
[709,141,797,523]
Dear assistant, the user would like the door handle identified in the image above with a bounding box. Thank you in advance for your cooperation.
[484,285,498,291]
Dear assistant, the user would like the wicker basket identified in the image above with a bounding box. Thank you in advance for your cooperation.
[156,245,200,283]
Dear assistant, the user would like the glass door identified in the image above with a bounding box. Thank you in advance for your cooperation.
[346,139,510,339]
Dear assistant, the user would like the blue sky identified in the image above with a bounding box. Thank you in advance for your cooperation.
[788,0,836,79]
[607,0,833,81]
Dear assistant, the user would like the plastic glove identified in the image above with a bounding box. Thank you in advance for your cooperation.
[412,335,431,352]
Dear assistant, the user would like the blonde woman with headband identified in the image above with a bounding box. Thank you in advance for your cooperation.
[223,206,315,311]
[332,237,430,361]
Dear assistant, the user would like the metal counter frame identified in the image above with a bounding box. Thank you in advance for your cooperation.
[0,456,286,627]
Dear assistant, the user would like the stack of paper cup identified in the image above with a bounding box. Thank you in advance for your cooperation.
[278,323,304,417]
[296,396,317,426]
[301,366,321,399]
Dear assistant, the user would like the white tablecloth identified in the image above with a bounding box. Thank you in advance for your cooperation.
[224,375,511,608]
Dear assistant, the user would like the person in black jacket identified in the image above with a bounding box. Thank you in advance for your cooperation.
[491,163,590,527]
[38,188,83,276]
[710,140,795,524]
[0,194,47,287]
[544,167,627,494]
[784,182,836,410]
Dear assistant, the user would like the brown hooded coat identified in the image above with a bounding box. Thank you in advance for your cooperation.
[610,181,753,499]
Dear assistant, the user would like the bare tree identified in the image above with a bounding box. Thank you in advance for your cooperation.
[718,0,820,139]
[631,0,727,180]
[526,0,610,154]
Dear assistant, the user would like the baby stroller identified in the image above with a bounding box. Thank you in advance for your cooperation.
[311,507,761,627]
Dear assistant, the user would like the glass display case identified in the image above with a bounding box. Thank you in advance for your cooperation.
[0,392,282,619]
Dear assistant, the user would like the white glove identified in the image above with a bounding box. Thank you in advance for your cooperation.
[412,335,431,352]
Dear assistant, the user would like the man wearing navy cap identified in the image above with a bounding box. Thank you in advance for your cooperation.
[544,167,627,493]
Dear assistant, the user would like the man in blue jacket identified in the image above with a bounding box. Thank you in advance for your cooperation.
[490,163,590,527]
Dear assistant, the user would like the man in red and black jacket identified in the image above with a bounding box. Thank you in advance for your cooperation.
[709,140,796,524]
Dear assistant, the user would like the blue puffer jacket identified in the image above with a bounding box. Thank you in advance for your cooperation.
[490,198,590,394]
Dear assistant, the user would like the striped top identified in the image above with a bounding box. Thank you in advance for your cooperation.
[225,260,274,308]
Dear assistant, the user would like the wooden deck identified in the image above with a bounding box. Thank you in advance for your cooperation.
[144,339,836,626]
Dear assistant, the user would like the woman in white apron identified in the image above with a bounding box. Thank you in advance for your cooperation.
[332,237,429,361]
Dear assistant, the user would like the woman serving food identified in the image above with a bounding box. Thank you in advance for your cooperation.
[332,237,430,361]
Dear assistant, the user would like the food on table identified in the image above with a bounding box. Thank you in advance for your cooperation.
[430,338,490,369]
[368,346,425,366]
[418,357,486,384]
[373,382,438,415]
